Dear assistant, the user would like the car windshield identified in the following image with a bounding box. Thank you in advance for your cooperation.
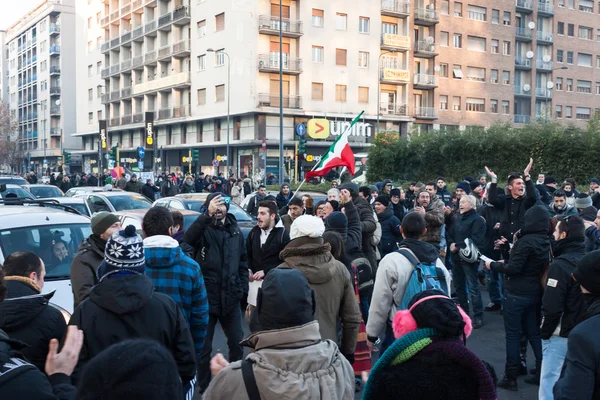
[106,195,151,211]
[184,201,204,212]
[0,178,28,186]
[0,187,34,199]
[230,204,252,221]
[47,203,90,217]
[29,186,63,199]
[0,223,92,279]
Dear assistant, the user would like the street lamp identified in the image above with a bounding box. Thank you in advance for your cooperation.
[207,48,231,175]
[376,51,394,134]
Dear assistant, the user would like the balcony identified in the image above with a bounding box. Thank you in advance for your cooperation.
[145,20,157,36]
[110,37,120,48]
[414,40,438,57]
[101,42,110,52]
[172,40,191,57]
[133,112,144,123]
[132,26,144,41]
[101,93,110,103]
[110,90,120,101]
[110,117,120,127]
[121,114,133,125]
[258,15,303,38]
[514,85,532,97]
[536,31,553,44]
[50,107,60,116]
[50,87,61,95]
[50,128,62,137]
[121,86,133,98]
[158,108,172,120]
[413,106,437,119]
[49,24,60,35]
[110,64,120,76]
[101,15,110,26]
[173,6,191,25]
[380,33,411,51]
[132,71,191,95]
[515,27,532,41]
[258,94,302,109]
[535,87,552,99]
[158,12,172,29]
[121,2,131,15]
[380,68,410,84]
[536,59,553,71]
[132,0,143,9]
[158,45,172,60]
[414,8,439,26]
[110,11,119,21]
[258,54,302,75]
[515,57,533,69]
[101,67,110,78]
[413,73,438,89]
[173,104,191,118]
[121,31,132,44]
[381,0,410,17]
[49,45,60,55]
[379,102,409,117]
[145,51,157,65]
[132,55,144,69]
[516,0,533,12]
[514,115,531,124]
[537,1,554,15]
[121,59,132,71]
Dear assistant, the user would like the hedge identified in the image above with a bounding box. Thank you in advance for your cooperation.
[366,121,600,187]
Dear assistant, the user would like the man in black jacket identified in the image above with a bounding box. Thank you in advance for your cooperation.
[448,194,486,329]
[538,216,586,398]
[161,173,179,197]
[141,179,160,202]
[0,252,66,372]
[479,187,505,312]
[182,193,248,392]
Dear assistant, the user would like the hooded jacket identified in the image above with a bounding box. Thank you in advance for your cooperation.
[412,193,445,246]
[69,274,196,386]
[325,199,363,261]
[353,196,377,255]
[366,239,451,339]
[70,235,106,309]
[180,180,196,193]
[491,206,551,296]
[549,202,578,218]
[277,237,361,356]
[275,185,294,210]
[585,225,600,253]
[141,182,160,202]
[377,208,401,257]
[144,235,209,358]
[203,322,355,400]
[0,278,67,372]
[123,179,142,193]
[231,184,244,205]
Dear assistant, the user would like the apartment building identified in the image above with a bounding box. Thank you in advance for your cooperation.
[5,0,78,173]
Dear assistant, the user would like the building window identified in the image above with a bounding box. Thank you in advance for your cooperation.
[197,20,206,37]
[597,28,600,42]
[577,107,591,120]
[491,9,499,24]
[453,65,463,79]
[502,71,510,84]
[88,17,92,29]
[468,5,486,21]
[567,23,574,37]
[41,61,47,72]
[491,69,498,83]
[467,36,486,52]
[88,112,93,123]
[440,63,449,77]
[579,26,593,40]
[335,13,347,30]
[556,105,562,118]
[97,61,101,74]
[491,39,499,54]
[87,65,92,77]
[566,78,573,91]
[198,55,206,71]
[578,53,592,67]
[503,11,511,25]
[565,106,572,118]
[491,99,498,113]
[597,56,600,68]
[312,82,323,100]
[312,46,324,63]
[97,110,103,120]
[197,89,206,105]
[358,87,369,103]
[454,2,463,17]
[441,0,449,14]
[336,48,347,66]
[215,50,225,66]
[502,100,510,114]
[558,0,565,6]
[452,96,461,111]
[596,82,600,94]
[567,51,574,64]
[556,77,563,90]
[466,66,486,81]
[358,51,369,68]
[382,23,398,34]
[466,98,485,112]
[439,95,448,110]
[579,0,593,11]
[440,31,449,46]
[577,80,592,93]
[88,88,93,101]
[359,17,370,33]
[568,0,574,8]
[215,84,225,102]
[215,13,225,32]
[87,41,93,52]
[335,84,347,102]
[312,9,324,27]
[557,49,563,63]
[453,33,462,48]
[503,41,511,55]
[557,22,564,35]
[97,85,103,98]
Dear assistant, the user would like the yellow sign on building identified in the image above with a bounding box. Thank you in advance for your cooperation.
[307,118,330,139]
[382,34,411,49]
[381,68,411,82]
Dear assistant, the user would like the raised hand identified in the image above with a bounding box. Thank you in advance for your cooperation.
[45,326,84,377]
[524,158,534,176]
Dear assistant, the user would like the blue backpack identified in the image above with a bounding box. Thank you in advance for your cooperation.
[395,248,448,310]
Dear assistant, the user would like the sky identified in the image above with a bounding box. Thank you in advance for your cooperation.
[1,0,43,31]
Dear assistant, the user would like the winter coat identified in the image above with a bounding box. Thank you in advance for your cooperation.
[243,178,254,197]
[161,181,179,197]
[87,175,98,187]
[203,322,355,400]
[391,200,405,222]
[143,235,209,358]
[334,200,363,260]
[549,203,578,217]
[141,183,160,201]
[278,237,361,356]
[116,177,127,190]
[70,235,106,310]
[488,180,537,243]
[366,238,451,339]
[275,191,294,210]
[490,206,551,296]
[59,180,71,193]
[0,278,67,372]
[247,194,266,217]
[478,203,503,259]
[540,237,585,339]
[436,186,452,206]
[377,208,401,257]
[246,225,290,276]
[585,225,600,253]
[231,185,244,205]
[412,197,445,246]
[353,196,377,258]
[554,297,600,400]
[195,178,207,193]
[183,214,249,317]
[447,209,487,262]
[123,180,142,193]
[0,329,76,400]
[69,274,196,386]
[209,183,226,194]
[180,182,196,193]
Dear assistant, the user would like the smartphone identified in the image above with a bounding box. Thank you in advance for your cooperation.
[222,196,231,205]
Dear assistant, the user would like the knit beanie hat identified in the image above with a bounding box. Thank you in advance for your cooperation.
[463,176,475,183]
[327,200,340,211]
[390,188,401,197]
[405,290,468,339]
[203,192,230,211]
[580,206,598,222]
[91,212,120,237]
[456,181,471,195]
[97,225,146,280]
[573,250,600,295]
[375,195,390,208]
[290,215,325,240]
[576,193,593,209]
[469,181,481,191]
[591,178,600,185]
[339,182,359,196]
[76,339,183,400]
[544,176,557,185]
[325,211,348,231]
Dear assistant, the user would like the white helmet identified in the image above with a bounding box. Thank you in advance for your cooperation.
[459,238,481,263]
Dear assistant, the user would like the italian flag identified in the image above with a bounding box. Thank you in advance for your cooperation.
[305,111,362,181]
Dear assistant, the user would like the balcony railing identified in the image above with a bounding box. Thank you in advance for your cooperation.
[133,112,144,123]
[101,67,110,78]
[536,31,553,43]
[515,57,532,67]
[132,0,142,9]
[380,68,410,83]
[537,1,554,14]
[514,115,531,124]
[414,106,437,118]
[50,87,61,95]
[132,55,144,68]
[110,117,120,127]
[379,102,409,116]
[132,26,144,40]
[101,42,110,52]
[173,6,191,24]
[158,108,172,120]
[381,0,410,16]
[516,0,533,11]
[258,54,302,73]
[50,128,62,136]
[110,11,119,21]
[49,24,60,34]
[50,107,60,115]
[413,74,439,87]
[536,87,552,98]
[515,27,532,39]
[110,64,120,75]
[536,59,553,70]
[101,93,110,103]
[121,31,132,43]
[121,86,133,98]
[414,40,438,56]
[158,45,172,59]
[121,59,132,71]
[145,51,157,64]
[380,33,411,50]
[258,94,302,109]
[145,19,157,34]
[121,114,133,125]
[110,90,120,101]
[258,15,303,37]
[173,40,190,55]
[121,3,131,14]
[514,85,532,96]
[49,45,60,54]
[414,8,439,24]
[158,12,172,27]
[132,71,191,95]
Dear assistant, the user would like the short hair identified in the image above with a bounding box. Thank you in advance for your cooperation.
[143,206,174,237]
[3,251,42,278]
[258,201,278,216]
[463,195,478,208]
[258,184,266,189]
[323,231,346,261]
[401,213,427,239]
[425,181,436,188]
[327,188,340,199]
[171,211,184,228]
[288,197,304,208]
[507,173,523,186]
[557,215,585,238]
[359,186,371,197]
[314,200,327,211]
[553,190,567,199]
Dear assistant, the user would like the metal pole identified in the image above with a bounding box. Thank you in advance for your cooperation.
[43,101,46,174]
[278,0,284,185]
[226,52,231,177]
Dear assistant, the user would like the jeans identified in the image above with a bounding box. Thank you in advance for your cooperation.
[539,336,568,400]
[453,260,483,319]
[440,225,447,250]
[197,307,244,392]
[488,270,503,303]
[380,321,395,354]
[503,291,543,367]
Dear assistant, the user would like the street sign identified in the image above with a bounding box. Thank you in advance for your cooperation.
[105,153,110,160]
[306,155,314,162]
[216,155,222,162]
[212,159,219,167]
[137,147,145,159]
[138,161,144,170]
[296,123,306,136]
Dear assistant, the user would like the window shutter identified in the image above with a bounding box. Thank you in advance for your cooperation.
[312,83,323,100]
[336,49,347,66]
[216,13,225,31]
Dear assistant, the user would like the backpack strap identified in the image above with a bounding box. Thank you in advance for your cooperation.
[396,248,420,268]
[241,359,261,400]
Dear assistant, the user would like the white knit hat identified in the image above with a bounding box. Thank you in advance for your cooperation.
[290,215,325,240]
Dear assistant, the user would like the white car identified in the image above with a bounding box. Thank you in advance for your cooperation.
[0,205,93,315]
[73,192,152,213]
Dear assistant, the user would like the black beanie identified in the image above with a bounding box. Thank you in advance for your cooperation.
[408,289,466,338]
[470,181,481,191]
[580,206,598,222]
[375,195,390,208]
[390,188,401,197]
[573,251,600,295]
[325,211,348,231]
[76,339,183,400]
[204,192,230,211]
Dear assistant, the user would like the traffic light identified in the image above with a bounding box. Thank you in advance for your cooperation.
[110,144,118,160]
[63,151,71,164]
[298,138,307,155]
[192,149,199,162]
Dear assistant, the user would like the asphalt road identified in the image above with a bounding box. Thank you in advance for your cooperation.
[207,288,539,400]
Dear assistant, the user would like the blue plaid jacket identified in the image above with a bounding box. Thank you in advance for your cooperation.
[144,236,209,358]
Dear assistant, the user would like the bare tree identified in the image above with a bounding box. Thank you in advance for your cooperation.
[0,100,21,173]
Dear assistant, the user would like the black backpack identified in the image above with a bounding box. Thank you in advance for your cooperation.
[352,257,374,297]
[243,182,252,197]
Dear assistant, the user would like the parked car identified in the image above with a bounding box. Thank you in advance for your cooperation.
[0,184,36,200]
[64,187,122,197]
[241,190,327,210]
[0,176,28,186]
[22,184,65,199]
[73,192,152,213]
[45,197,92,217]
[113,209,201,233]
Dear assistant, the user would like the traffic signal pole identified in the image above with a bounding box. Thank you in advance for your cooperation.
[188,150,192,173]
[294,140,298,184]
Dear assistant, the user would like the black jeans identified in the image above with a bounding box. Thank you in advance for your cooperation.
[503,291,542,367]
[197,306,244,392]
